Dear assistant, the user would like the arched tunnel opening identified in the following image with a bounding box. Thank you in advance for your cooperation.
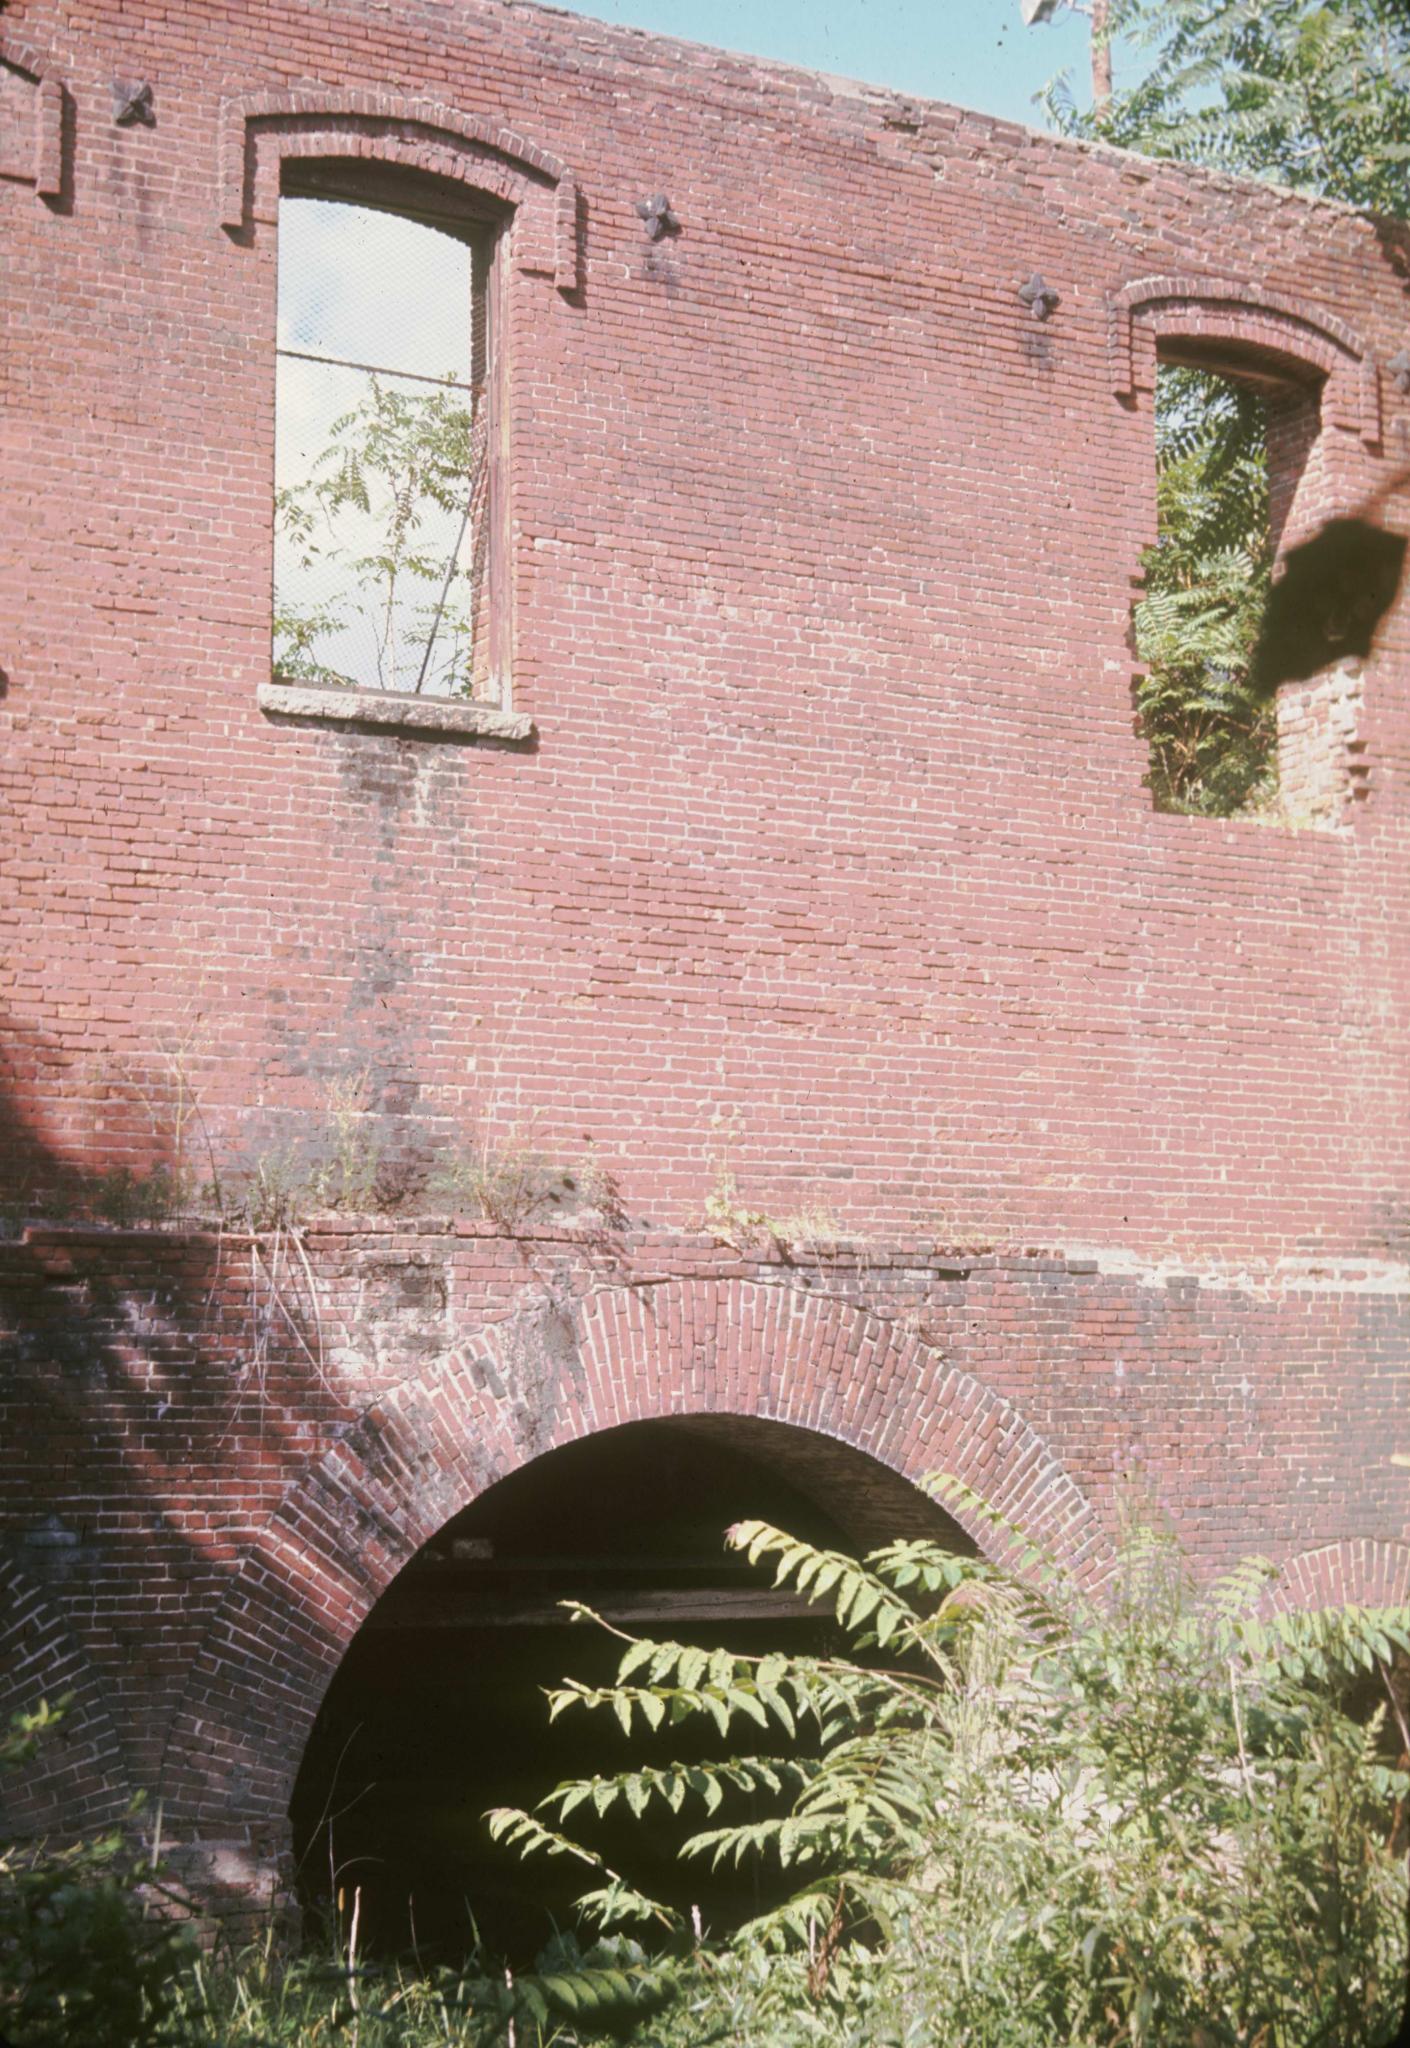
[289,1415,973,1963]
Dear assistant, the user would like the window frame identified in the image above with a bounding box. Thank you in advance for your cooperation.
[270,158,514,712]
[1112,281,1381,829]
[1131,339,1336,819]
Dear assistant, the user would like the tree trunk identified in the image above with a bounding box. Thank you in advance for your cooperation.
[1091,0,1112,111]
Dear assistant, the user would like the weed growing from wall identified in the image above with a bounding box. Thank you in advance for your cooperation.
[2,1060,625,1245]
[698,1111,844,1256]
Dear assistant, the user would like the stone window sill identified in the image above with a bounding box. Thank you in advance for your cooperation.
[258,679,534,742]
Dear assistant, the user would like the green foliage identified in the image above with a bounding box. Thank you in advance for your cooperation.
[699,1112,845,1254]
[161,1929,677,2046]
[16,1100,623,1243]
[425,1128,625,1234]
[1047,0,1410,219]
[490,1485,1410,2047]
[1,1704,673,2047]
[222,1073,388,1228]
[429,1127,568,1232]
[89,1161,195,1228]
[1135,367,1277,814]
[7,1496,1410,2046]
[274,375,484,696]
[0,1695,68,1773]
[0,1707,195,2048]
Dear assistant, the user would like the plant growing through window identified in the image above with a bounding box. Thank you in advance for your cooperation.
[273,185,495,698]
[1135,364,1277,816]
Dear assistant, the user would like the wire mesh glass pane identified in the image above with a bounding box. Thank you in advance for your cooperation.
[273,197,489,697]
[277,197,475,385]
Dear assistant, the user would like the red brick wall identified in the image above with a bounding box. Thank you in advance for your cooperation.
[2,1221,1406,1877]
[1,0,1408,1885]
[3,0,1409,1256]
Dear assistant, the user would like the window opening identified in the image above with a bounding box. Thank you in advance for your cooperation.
[1135,363,1278,817]
[273,184,496,699]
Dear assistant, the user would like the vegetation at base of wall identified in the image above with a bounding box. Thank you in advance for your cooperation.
[7,1492,1409,2046]
[479,1483,1410,2046]
[699,1164,844,1258]
[426,1125,625,1237]
[697,1111,848,1257]
[0,1705,197,2048]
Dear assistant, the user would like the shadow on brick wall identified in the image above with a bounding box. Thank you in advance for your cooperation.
[0,1025,353,1834]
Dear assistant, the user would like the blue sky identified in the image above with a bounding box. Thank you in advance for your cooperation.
[538,0,1109,128]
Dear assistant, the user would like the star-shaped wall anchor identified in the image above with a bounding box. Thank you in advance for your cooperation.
[1389,348,1410,397]
[1018,272,1060,322]
[635,193,678,242]
[114,80,156,127]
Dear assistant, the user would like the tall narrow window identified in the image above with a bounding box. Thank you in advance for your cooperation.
[274,177,497,699]
[1135,346,1324,819]
[1136,364,1275,816]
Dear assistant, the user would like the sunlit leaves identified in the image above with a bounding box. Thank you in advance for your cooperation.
[1135,368,1277,815]
[489,1498,1410,2047]
[1040,2,1409,820]
[1047,0,1410,223]
[273,375,484,695]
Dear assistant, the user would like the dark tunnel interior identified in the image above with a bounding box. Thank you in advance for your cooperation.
[288,1415,972,1963]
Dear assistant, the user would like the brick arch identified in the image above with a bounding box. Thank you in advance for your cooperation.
[1108,274,1380,446]
[159,1277,1109,1838]
[1268,1537,1410,1613]
[0,1558,130,1836]
[0,34,66,202]
[216,88,579,291]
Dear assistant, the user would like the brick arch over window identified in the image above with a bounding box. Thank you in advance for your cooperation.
[159,1278,1108,1838]
[0,33,66,201]
[1268,1537,1410,1613]
[217,88,580,291]
[1107,275,1381,447]
[0,1558,131,1835]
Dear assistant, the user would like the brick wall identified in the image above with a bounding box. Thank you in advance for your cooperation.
[3,1219,1407,1876]
[1,0,1408,1893]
